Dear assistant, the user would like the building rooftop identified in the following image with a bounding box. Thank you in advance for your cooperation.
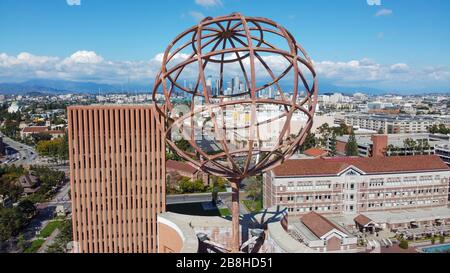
[346,113,450,123]
[354,214,373,227]
[22,126,48,133]
[303,148,328,158]
[166,160,199,175]
[329,207,450,226]
[271,155,449,177]
[299,212,347,238]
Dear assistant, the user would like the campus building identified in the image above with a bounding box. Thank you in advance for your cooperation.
[344,114,450,134]
[67,105,166,253]
[331,133,450,158]
[263,155,450,221]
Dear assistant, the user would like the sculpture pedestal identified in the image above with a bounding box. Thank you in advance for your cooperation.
[231,180,241,253]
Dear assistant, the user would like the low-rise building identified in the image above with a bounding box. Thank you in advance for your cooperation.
[332,133,449,157]
[20,126,65,140]
[17,173,40,195]
[435,144,450,166]
[167,160,209,185]
[345,114,450,134]
[20,126,48,139]
[264,155,450,220]
[291,212,357,252]
[303,147,328,158]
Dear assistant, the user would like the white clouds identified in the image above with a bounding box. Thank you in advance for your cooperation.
[0,51,449,90]
[195,0,223,8]
[63,51,104,64]
[367,0,382,5]
[66,0,81,6]
[390,63,410,73]
[312,58,450,89]
[375,8,393,17]
[0,51,157,84]
[188,11,206,22]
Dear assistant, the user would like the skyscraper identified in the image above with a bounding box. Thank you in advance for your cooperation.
[232,76,240,94]
[67,105,166,253]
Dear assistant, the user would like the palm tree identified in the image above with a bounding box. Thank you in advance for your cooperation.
[386,144,396,156]
[403,138,417,155]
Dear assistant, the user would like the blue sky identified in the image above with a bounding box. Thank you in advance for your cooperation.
[0,0,449,92]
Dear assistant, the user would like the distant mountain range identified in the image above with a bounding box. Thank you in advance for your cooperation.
[0,79,447,96]
[0,79,151,95]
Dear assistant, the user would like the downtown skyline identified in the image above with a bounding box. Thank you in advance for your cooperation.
[0,0,449,92]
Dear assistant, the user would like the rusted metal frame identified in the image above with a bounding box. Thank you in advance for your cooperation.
[166,35,223,97]
[191,37,225,98]
[239,14,258,174]
[178,32,225,155]
[232,32,313,102]
[167,99,306,132]
[156,29,221,108]
[230,33,294,169]
[272,23,299,153]
[229,35,289,101]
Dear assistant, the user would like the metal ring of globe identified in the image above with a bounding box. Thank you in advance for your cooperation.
[152,12,318,181]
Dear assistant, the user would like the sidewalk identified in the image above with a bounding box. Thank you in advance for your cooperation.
[37,228,60,253]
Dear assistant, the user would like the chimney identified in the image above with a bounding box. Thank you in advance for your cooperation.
[371,134,388,157]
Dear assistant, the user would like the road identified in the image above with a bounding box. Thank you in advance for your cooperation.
[2,181,71,253]
[166,191,239,205]
[0,132,39,166]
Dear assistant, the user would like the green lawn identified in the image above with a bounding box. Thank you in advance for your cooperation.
[219,208,231,217]
[39,220,63,238]
[24,239,45,253]
[242,199,263,213]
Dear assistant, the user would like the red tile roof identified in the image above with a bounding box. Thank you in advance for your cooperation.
[303,147,328,158]
[22,126,48,133]
[166,160,199,174]
[354,214,373,227]
[272,155,449,177]
[300,212,347,238]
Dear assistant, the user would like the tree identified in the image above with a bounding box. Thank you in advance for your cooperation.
[0,165,25,202]
[245,176,262,201]
[1,120,20,139]
[179,177,206,194]
[0,208,26,243]
[36,135,68,163]
[210,176,227,204]
[428,124,450,135]
[329,132,337,156]
[335,122,350,136]
[17,200,36,219]
[377,127,385,134]
[386,144,397,156]
[345,133,359,156]
[299,133,316,153]
[399,240,409,249]
[317,123,331,147]
[403,138,417,155]
[17,234,27,251]
[438,124,450,134]
[428,124,439,134]
[32,132,52,143]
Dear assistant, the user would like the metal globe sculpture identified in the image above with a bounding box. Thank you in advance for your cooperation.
[152,12,317,252]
